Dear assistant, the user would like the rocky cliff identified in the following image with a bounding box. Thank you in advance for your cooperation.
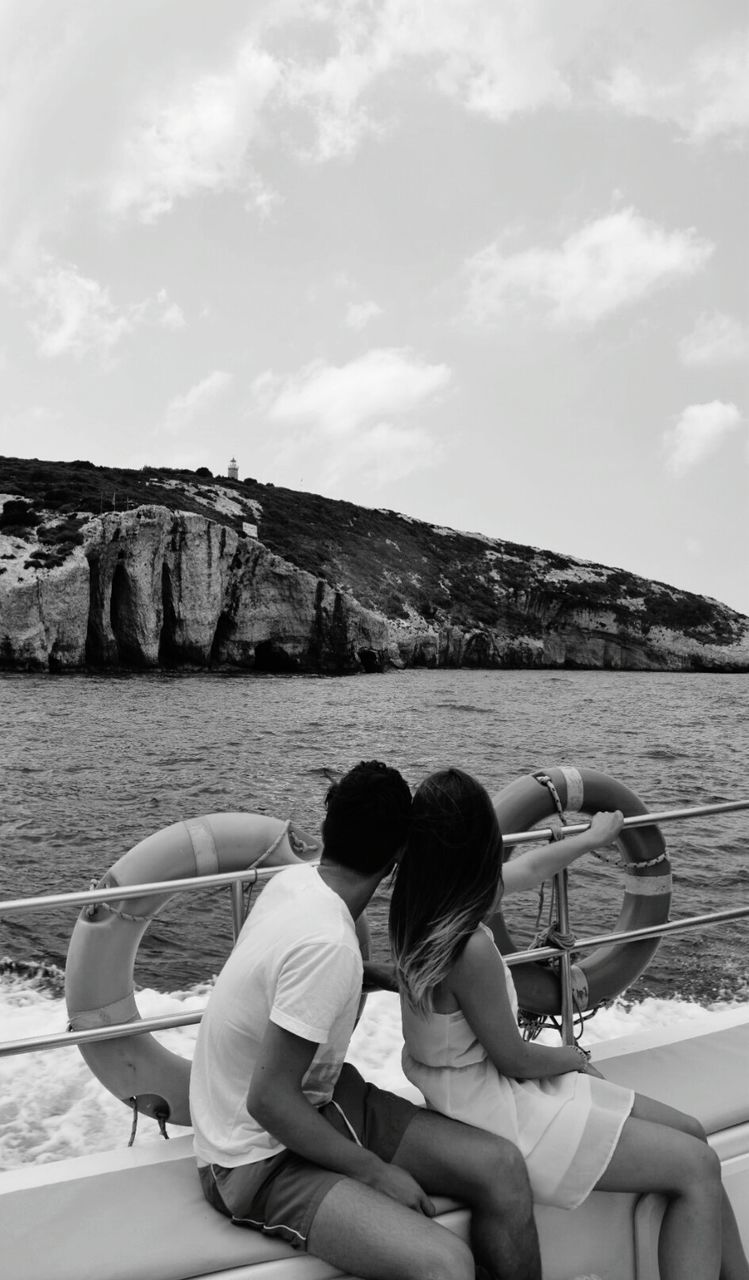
[1,458,748,673]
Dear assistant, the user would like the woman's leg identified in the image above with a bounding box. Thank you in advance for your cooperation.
[594,1113,723,1280]
[628,1093,749,1280]
[629,1090,707,1136]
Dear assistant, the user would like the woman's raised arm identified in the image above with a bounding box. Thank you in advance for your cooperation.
[502,810,623,895]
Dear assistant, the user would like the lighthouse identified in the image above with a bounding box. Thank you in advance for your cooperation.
[228,457,238,481]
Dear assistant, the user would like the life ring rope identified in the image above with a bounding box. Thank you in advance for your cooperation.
[92,899,155,925]
[250,819,291,868]
[532,770,567,821]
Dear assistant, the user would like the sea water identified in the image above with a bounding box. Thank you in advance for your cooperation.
[1,669,748,1167]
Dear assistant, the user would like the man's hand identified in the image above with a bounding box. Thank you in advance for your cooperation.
[250,1024,434,1215]
[364,1160,436,1217]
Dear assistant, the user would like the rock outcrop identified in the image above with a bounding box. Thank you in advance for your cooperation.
[0,507,395,673]
[1,468,748,674]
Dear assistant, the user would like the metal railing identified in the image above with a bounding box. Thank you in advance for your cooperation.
[2,798,748,1059]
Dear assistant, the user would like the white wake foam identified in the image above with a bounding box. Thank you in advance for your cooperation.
[2,978,747,1169]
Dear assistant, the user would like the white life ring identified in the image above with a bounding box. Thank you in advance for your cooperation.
[489,766,672,1014]
[65,813,319,1126]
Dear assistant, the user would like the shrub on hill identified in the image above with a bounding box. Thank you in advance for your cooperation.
[0,500,40,530]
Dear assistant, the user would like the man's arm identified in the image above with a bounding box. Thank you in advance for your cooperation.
[356,911,397,990]
[247,1021,434,1216]
[362,960,398,992]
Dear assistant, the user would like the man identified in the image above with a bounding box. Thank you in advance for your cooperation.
[190,761,541,1280]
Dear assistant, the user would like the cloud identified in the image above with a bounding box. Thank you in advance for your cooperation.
[320,419,440,489]
[282,0,574,160]
[345,299,383,330]
[24,3,742,249]
[107,42,281,222]
[422,2,572,120]
[30,265,129,357]
[254,347,450,488]
[18,252,185,359]
[99,6,746,199]
[157,291,187,331]
[258,347,451,434]
[601,29,749,145]
[678,312,749,367]
[94,4,585,196]
[275,5,748,162]
[266,8,749,163]
[3,2,745,260]
[664,401,743,477]
[165,370,234,435]
[464,207,714,330]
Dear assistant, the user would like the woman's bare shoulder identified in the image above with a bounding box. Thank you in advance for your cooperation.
[454,925,496,974]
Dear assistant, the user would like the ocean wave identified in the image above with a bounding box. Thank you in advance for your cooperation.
[305,765,342,781]
[434,702,493,714]
[640,747,687,761]
[0,958,66,998]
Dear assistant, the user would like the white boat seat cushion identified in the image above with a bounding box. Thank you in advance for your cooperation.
[594,1009,749,1132]
[0,1136,466,1280]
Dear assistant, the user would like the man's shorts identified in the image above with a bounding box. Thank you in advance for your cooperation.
[198,1063,420,1251]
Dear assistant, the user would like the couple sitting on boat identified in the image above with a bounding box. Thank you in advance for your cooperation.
[190,762,749,1280]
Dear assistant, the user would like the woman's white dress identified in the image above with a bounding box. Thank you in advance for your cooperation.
[401,926,634,1208]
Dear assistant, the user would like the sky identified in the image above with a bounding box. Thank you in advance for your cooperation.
[0,0,747,614]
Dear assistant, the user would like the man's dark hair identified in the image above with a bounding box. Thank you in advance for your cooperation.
[322,760,412,875]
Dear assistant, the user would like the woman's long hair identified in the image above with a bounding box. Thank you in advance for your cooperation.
[389,768,503,1014]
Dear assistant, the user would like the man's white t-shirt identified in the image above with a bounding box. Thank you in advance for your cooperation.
[190,864,363,1168]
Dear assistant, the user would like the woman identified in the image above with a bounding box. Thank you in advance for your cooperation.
[389,768,749,1280]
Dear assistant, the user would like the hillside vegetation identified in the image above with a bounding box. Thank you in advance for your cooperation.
[1,455,747,673]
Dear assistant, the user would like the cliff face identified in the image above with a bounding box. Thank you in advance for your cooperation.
[0,507,394,673]
[0,546,90,671]
[1,464,748,674]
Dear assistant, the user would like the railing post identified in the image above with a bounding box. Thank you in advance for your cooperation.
[229,881,245,942]
[555,869,576,1044]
